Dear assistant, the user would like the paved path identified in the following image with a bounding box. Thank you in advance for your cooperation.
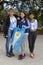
[0,34,43,65]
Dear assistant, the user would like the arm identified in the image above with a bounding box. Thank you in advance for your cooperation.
[3,16,10,37]
[19,22,23,28]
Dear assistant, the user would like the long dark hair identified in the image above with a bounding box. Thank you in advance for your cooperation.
[29,11,37,19]
[20,11,27,21]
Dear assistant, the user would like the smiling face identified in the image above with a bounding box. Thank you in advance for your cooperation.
[20,12,25,19]
[29,14,34,20]
[8,8,14,16]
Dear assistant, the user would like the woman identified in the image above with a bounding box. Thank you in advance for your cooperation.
[3,8,17,57]
[18,12,30,60]
[28,11,38,58]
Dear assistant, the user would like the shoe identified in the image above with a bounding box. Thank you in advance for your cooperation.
[30,53,35,59]
[9,52,15,57]
[18,54,26,60]
[24,53,26,56]
[6,53,12,57]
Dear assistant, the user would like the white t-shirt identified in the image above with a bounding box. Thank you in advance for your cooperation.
[9,17,17,30]
[28,19,38,30]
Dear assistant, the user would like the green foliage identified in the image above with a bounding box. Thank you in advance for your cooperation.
[0,10,7,22]
[0,0,43,28]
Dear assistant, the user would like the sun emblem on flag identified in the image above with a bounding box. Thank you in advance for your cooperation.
[15,32,20,38]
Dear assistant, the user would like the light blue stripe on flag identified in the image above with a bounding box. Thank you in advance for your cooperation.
[10,28,25,52]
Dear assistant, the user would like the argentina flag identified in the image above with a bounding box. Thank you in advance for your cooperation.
[10,28,25,52]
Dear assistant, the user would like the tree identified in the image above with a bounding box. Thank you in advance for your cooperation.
[0,0,43,27]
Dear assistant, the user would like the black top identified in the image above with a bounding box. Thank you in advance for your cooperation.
[3,14,20,37]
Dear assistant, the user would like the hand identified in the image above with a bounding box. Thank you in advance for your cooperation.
[22,25,27,29]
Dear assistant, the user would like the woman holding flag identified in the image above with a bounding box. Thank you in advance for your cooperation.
[18,11,30,60]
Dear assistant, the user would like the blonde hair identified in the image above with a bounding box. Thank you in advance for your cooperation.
[8,8,14,15]
[8,8,14,12]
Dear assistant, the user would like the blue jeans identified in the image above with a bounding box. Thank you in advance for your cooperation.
[6,29,13,54]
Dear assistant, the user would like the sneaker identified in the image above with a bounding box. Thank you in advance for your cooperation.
[24,53,26,56]
[6,53,12,57]
[30,53,35,58]
[33,53,35,56]
[18,54,26,60]
[9,52,15,57]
